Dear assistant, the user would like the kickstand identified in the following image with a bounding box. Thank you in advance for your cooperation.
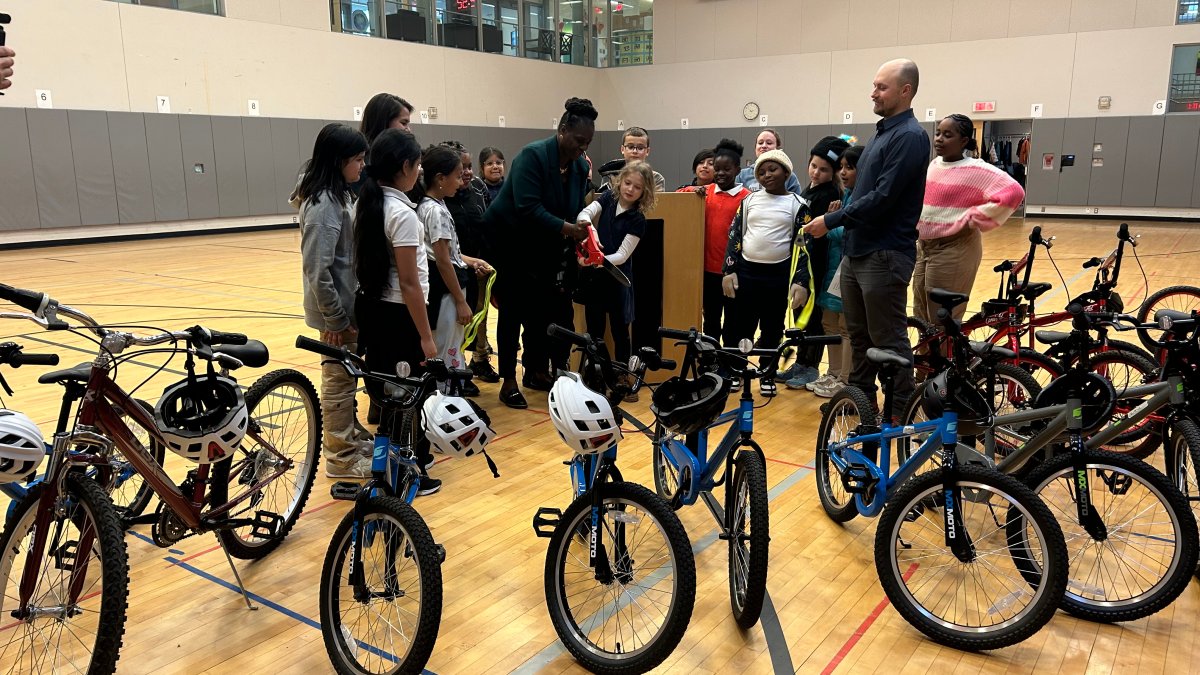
[217,536,258,610]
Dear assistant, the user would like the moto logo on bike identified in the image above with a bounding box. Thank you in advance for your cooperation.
[1076,469,1090,516]
[943,490,956,540]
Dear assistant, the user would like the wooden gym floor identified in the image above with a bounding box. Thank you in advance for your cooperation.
[0,218,1197,674]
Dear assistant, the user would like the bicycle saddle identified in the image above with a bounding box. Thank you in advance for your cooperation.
[1155,308,1195,324]
[219,340,270,368]
[968,341,1017,360]
[1034,330,1071,345]
[927,288,969,309]
[38,363,92,385]
[866,348,911,370]
[1012,281,1052,300]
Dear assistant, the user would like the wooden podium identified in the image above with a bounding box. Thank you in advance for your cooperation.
[572,192,705,376]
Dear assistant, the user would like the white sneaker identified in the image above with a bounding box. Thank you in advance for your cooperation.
[812,378,846,398]
[805,373,835,392]
[325,455,373,480]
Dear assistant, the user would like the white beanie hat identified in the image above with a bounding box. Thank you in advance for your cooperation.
[754,149,793,176]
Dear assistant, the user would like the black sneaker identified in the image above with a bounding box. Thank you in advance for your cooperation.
[461,380,481,397]
[470,359,500,383]
[416,476,442,496]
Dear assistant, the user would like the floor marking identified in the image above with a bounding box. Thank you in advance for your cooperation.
[820,563,920,675]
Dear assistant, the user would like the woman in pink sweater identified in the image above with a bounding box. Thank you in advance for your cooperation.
[913,114,1025,323]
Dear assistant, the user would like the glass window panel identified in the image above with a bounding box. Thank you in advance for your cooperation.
[557,0,587,65]
[437,0,480,50]
[610,0,652,67]
[334,0,381,36]
[381,1,433,42]
[481,0,518,56]
[1169,43,1200,113]
[1179,1,1200,24]
[523,1,555,61]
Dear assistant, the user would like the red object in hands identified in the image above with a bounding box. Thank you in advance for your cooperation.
[576,224,606,267]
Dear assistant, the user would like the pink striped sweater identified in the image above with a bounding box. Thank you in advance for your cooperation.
[917,157,1025,240]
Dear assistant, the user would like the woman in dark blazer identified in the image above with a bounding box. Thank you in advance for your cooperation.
[485,97,597,408]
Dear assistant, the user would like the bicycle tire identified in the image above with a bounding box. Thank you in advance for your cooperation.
[1102,339,1156,364]
[1164,417,1200,576]
[815,386,877,523]
[544,481,695,675]
[1022,449,1199,622]
[210,369,321,559]
[320,496,441,675]
[1136,285,1200,352]
[109,398,165,520]
[727,450,769,628]
[876,465,1068,650]
[0,474,129,674]
[1085,350,1160,457]
[1014,347,1063,391]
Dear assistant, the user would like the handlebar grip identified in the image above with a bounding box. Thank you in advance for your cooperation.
[295,335,345,360]
[1028,226,1042,243]
[1082,257,1101,269]
[207,328,248,346]
[11,352,59,366]
[658,358,677,371]
[1118,223,1130,241]
[657,327,693,340]
[547,323,589,346]
[0,283,49,314]
[1066,302,1085,316]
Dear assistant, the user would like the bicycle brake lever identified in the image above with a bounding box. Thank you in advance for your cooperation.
[0,371,12,397]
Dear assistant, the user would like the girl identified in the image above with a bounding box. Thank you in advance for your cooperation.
[914,114,1024,324]
[678,149,714,190]
[474,146,506,203]
[574,161,657,402]
[808,145,863,398]
[294,123,371,479]
[353,129,441,496]
[414,145,491,391]
[722,149,812,396]
[781,136,849,390]
[689,139,750,345]
[736,129,803,195]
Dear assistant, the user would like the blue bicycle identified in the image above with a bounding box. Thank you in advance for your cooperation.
[814,289,1069,650]
[296,336,497,675]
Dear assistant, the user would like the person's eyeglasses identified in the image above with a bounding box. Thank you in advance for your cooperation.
[622,144,648,152]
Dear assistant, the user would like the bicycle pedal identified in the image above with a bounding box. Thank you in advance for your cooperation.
[52,540,79,572]
[840,463,878,496]
[249,510,285,540]
[436,543,446,564]
[533,507,562,538]
[330,481,361,501]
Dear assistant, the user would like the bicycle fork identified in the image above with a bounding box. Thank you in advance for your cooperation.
[1066,397,1109,540]
[939,417,976,563]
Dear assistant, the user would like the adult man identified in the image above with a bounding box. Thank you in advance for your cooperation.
[803,58,930,419]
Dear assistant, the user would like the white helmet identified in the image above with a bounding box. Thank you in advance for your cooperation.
[548,372,622,455]
[0,410,46,483]
[154,374,249,464]
[423,391,495,458]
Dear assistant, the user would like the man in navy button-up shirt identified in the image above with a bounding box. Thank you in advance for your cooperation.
[804,59,929,418]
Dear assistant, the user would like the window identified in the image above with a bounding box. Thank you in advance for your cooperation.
[1179,1,1199,24]
[1169,44,1200,112]
[110,0,224,15]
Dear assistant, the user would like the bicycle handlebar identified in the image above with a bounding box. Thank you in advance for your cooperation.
[195,327,248,346]
[547,323,589,347]
[0,342,59,367]
[295,335,344,360]
[0,283,49,315]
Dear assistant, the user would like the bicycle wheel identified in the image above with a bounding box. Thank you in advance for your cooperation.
[1086,350,1160,458]
[650,424,682,508]
[1102,339,1156,365]
[1023,449,1199,621]
[211,369,321,559]
[1014,347,1062,391]
[875,465,1068,650]
[1164,418,1200,576]
[109,398,165,520]
[0,474,129,674]
[727,450,768,628]
[544,481,695,675]
[320,496,441,675]
[1136,285,1200,352]
[815,386,877,523]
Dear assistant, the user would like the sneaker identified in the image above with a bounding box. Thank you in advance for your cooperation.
[805,373,835,392]
[424,456,436,470]
[730,378,742,393]
[785,366,820,390]
[470,359,500,383]
[812,377,845,398]
[774,363,798,383]
[325,455,373,480]
[461,380,481,397]
[760,379,777,397]
[416,475,442,496]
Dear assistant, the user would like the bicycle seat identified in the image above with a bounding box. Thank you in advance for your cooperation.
[219,340,270,368]
[1035,330,1071,345]
[1155,308,1195,324]
[968,341,1017,360]
[927,288,969,309]
[1013,281,1052,301]
[866,348,911,370]
[38,363,92,385]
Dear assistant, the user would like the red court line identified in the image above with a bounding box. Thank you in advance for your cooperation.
[821,563,919,675]
[492,416,553,443]
[765,456,814,470]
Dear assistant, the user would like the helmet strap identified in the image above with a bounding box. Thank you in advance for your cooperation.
[482,449,500,478]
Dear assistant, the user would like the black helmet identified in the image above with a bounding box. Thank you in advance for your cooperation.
[154,373,248,464]
[651,373,730,436]
[1033,371,1116,434]
[920,372,994,436]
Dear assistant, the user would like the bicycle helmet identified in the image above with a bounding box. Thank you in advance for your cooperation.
[0,410,45,483]
[423,391,495,458]
[548,372,622,454]
[651,373,730,436]
[920,372,994,436]
[154,373,248,464]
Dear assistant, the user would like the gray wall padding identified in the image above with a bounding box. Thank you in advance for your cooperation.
[27,109,82,229]
[68,110,120,227]
[108,112,156,225]
[212,116,251,218]
[0,109,39,232]
[145,114,189,222]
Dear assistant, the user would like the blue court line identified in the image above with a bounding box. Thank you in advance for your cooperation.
[512,464,813,674]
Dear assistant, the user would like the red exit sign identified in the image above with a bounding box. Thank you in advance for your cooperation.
[972,101,997,113]
[1188,101,1200,111]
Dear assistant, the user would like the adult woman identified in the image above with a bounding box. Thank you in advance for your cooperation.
[736,128,802,195]
[913,114,1025,324]
[485,97,597,408]
[360,92,414,141]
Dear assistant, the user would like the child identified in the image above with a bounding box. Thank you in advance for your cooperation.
[474,146,506,203]
[353,129,441,495]
[809,145,863,398]
[684,139,750,345]
[442,141,499,385]
[575,161,658,401]
[414,146,492,392]
[723,149,813,396]
[600,127,667,192]
[678,149,714,190]
[294,123,371,479]
[782,136,850,390]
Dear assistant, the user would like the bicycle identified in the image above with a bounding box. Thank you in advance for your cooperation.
[816,288,1070,650]
[0,281,320,672]
[533,324,695,675]
[900,294,1200,622]
[297,336,498,675]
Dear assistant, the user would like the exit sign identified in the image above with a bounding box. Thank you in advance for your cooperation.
[972,101,997,113]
